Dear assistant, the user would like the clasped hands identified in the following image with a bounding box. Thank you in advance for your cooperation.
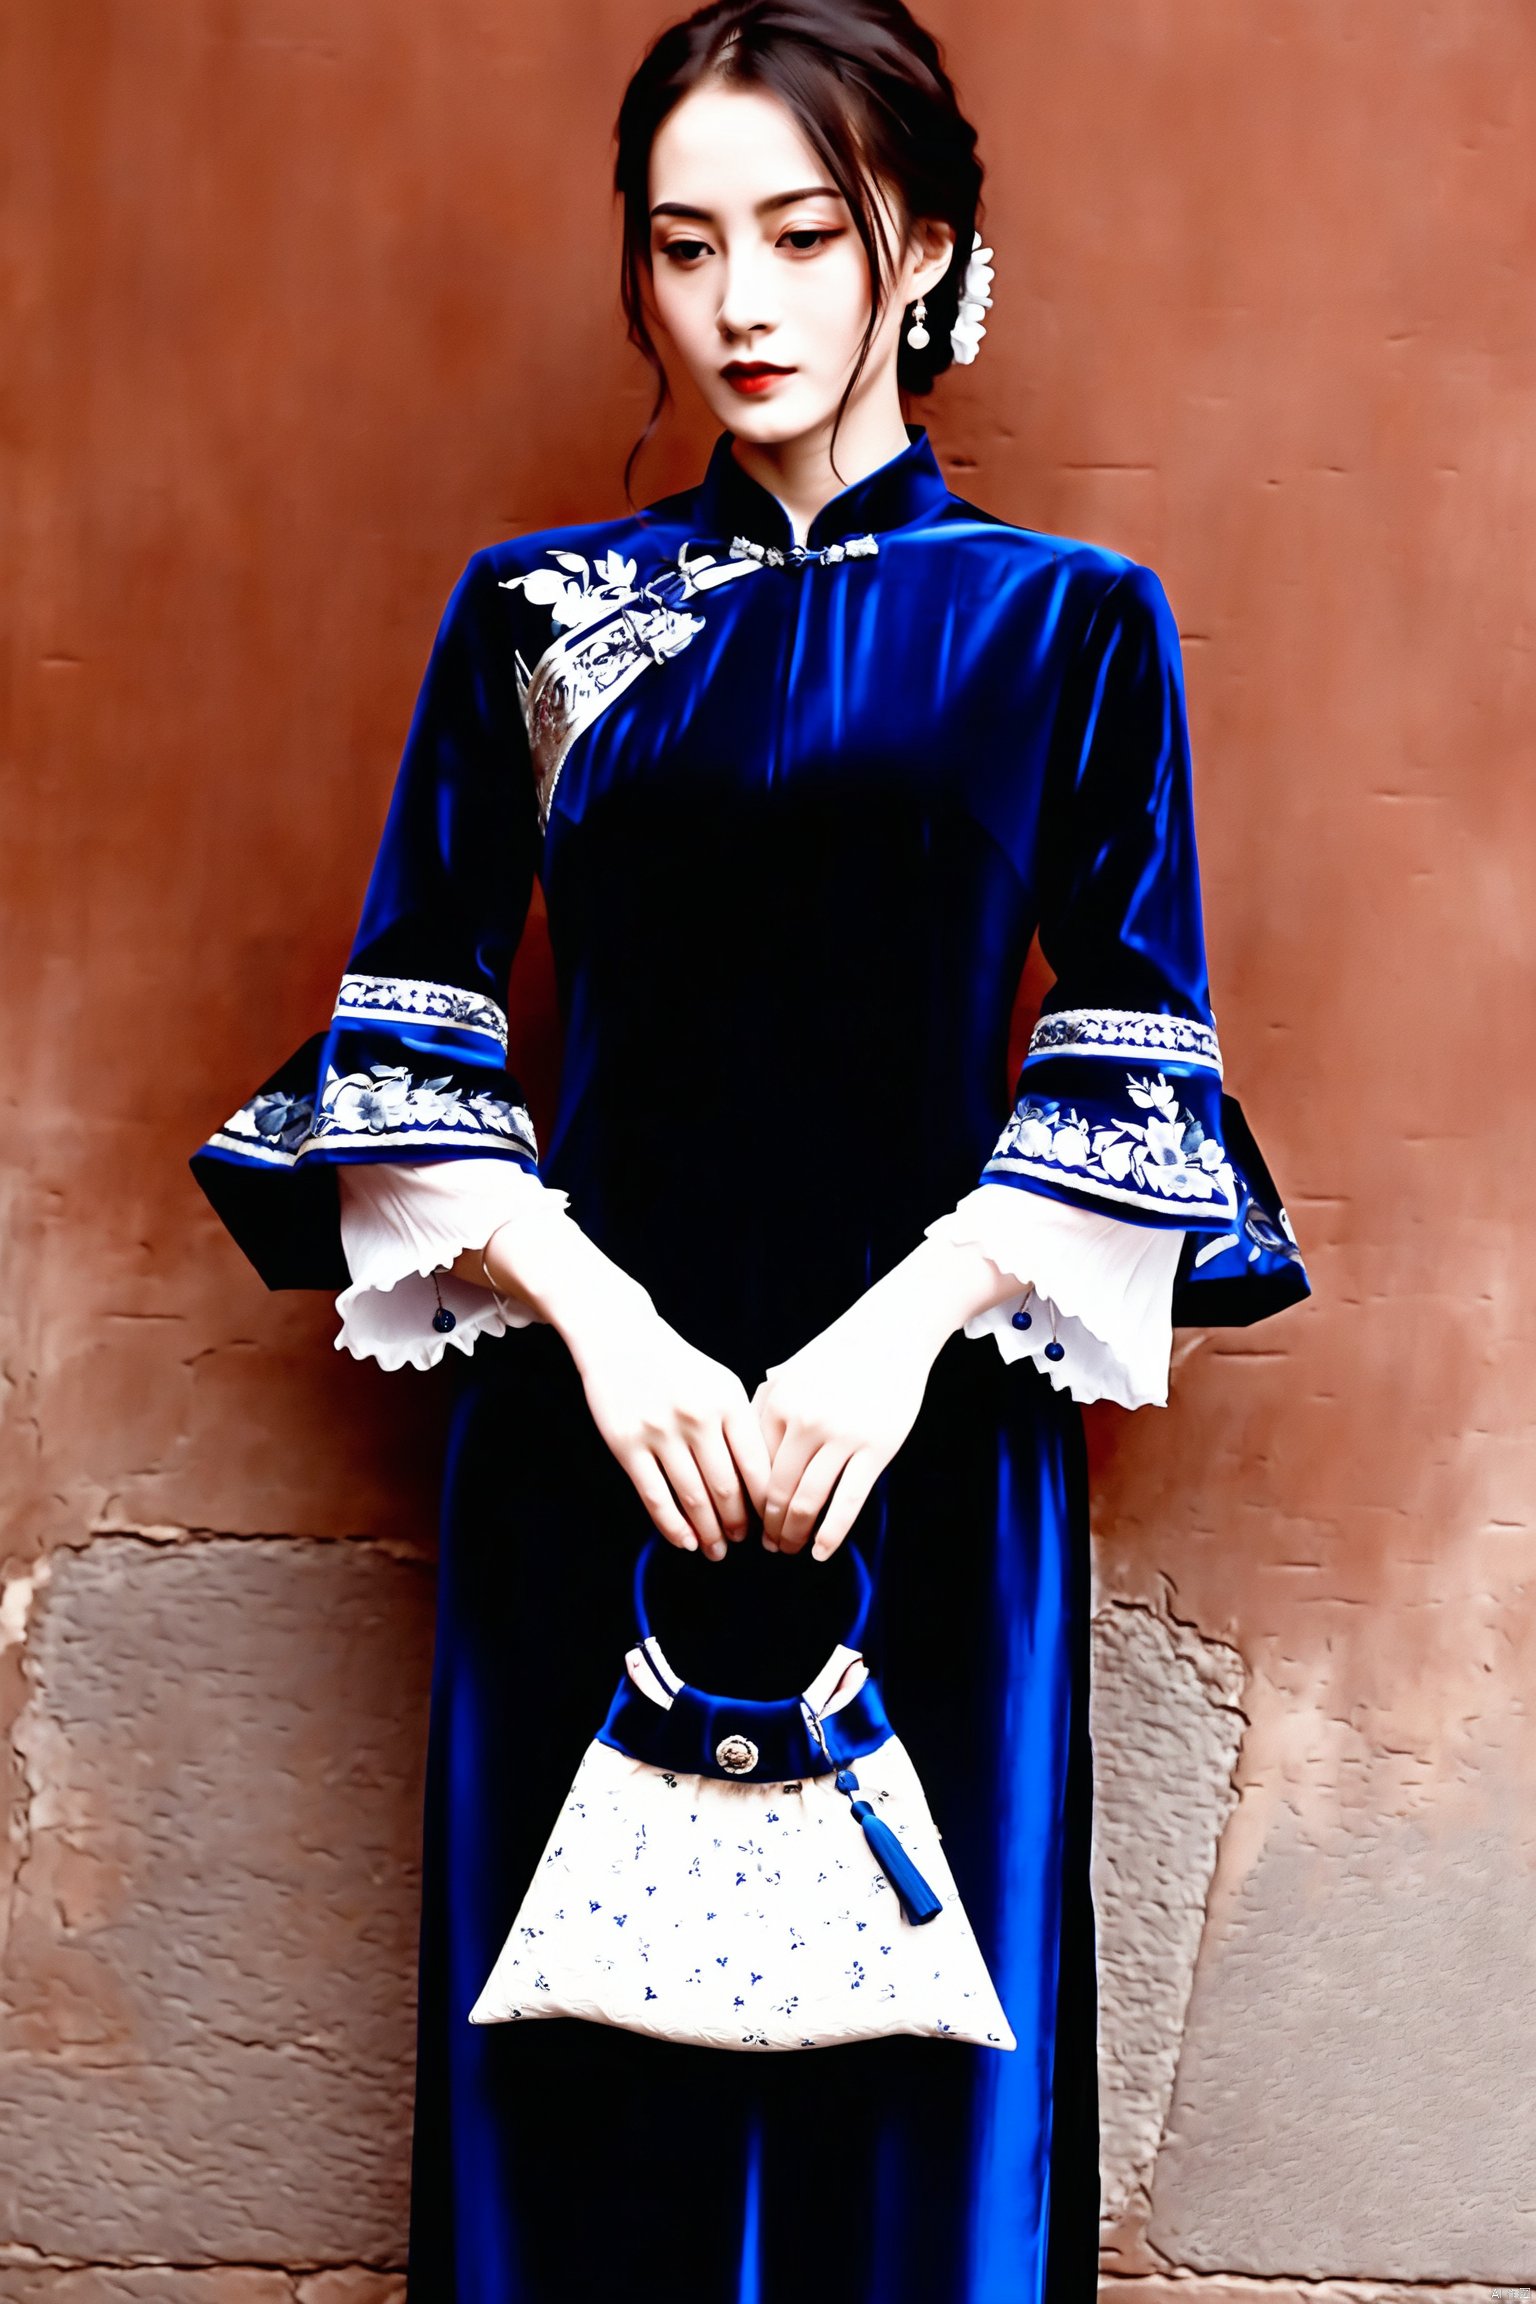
[583,1287,942,1564]
[467,1214,1027,1565]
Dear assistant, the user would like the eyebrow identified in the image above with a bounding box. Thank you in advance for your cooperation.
[649,186,843,221]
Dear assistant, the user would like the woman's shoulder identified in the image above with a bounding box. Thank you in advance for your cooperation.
[940,491,1147,583]
[936,493,1176,632]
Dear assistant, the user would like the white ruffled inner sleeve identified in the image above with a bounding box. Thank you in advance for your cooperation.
[923,1184,1184,1410]
[335,1158,572,1373]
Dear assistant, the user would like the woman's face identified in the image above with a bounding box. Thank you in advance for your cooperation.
[645,82,952,448]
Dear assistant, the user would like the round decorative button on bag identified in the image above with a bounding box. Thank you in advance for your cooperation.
[715,1734,759,1776]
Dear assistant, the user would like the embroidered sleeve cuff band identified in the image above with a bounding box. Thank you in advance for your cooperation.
[331,972,510,1056]
[206,1059,539,1169]
[983,1069,1234,1220]
[1022,1007,1222,1075]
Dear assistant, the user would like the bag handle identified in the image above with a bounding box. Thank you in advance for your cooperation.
[631,1535,873,1658]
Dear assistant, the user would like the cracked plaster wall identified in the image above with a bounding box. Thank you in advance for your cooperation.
[4,0,1533,2288]
[1,1538,433,2269]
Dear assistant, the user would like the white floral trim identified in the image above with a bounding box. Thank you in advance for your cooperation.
[203,1101,316,1166]
[208,1062,537,1168]
[204,1090,317,1165]
[983,1073,1235,1216]
[1025,1008,1221,1076]
[332,972,508,1054]
[315,1063,534,1151]
[1188,1175,1305,1276]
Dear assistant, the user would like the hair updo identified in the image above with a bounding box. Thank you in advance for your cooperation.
[613,0,986,498]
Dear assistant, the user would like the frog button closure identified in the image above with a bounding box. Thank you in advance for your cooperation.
[715,1734,759,1776]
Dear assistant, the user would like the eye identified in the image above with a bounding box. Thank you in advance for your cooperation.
[781,228,841,254]
[658,238,712,266]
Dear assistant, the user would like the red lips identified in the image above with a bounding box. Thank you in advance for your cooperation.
[722,362,794,396]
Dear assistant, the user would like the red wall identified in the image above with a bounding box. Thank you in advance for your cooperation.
[4,1,1532,2282]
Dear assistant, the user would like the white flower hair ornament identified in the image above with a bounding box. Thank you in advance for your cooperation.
[906,229,995,366]
[948,230,995,365]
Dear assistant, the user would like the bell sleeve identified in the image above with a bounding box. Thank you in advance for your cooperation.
[976,559,1310,1330]
[189,549,545,1291]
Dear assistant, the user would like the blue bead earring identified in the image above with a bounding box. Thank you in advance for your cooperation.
[431,1270,456,1335]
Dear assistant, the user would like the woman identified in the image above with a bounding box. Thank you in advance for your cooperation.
[192,2,1308,2296]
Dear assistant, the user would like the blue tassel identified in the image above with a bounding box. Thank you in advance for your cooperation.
[835,1766,942,1925]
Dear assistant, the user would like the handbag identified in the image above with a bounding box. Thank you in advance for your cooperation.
[469,1540,1016,2052]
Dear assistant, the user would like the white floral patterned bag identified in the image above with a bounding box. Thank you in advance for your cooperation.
[469,1544,1015,2053]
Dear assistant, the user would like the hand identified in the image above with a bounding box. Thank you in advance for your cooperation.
[467,1205,772,1559]
[750,1299,938,1561]
[571,1294,773,1561]
[749,1230,1033,1560]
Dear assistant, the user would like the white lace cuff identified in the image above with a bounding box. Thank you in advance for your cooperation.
[335,1158,572,1372]
[923,1184,1184,1410]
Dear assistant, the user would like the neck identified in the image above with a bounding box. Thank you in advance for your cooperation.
[727,402,915,548]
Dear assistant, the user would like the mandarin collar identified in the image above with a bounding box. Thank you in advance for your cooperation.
[690,422,951,554]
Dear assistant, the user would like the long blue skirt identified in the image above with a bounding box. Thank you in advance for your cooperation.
[404,1320,1100,2303]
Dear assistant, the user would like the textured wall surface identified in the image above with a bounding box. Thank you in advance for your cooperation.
[1,1539,432,2267]
[1088,1594,1247,2239]
[3,0,1532,2290]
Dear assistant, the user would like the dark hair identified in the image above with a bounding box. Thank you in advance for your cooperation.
[613,0,985,502]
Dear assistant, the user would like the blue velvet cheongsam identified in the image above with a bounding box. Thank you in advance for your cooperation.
[193,422,1307,2303]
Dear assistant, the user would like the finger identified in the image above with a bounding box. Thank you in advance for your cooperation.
[625,1455,699,1553]
[689,1422,753,1543]
[750,1383,786,1545]
[752,1382,786,1462]
[774,1438,849,1556]
[656,1439,729,1560]
[722,1398,774,1525]
[809,1447,881,1562]
[761,1423,823,1548]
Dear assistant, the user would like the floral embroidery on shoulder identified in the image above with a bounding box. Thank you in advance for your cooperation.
[502,547,647,638]
[498,539,766,828]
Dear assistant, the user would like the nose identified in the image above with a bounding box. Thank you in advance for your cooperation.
[715,240,779,345]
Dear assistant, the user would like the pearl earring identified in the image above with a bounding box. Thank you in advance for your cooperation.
[905,294,929,351]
